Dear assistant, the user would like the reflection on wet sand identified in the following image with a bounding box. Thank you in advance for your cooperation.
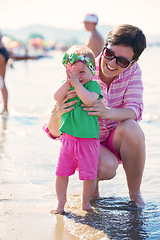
[0,117,7,157]
[59,196,149,240]
[53,214,80,240]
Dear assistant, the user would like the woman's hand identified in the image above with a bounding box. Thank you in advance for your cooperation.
[82,99,137,121]
[52,90,78,118]
[82,100,108,119]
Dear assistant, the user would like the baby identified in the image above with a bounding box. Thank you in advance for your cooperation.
[51,45,103,214]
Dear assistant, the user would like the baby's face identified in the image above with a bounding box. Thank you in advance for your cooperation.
[67,62,93,85]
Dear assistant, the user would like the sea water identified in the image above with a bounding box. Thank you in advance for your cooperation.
[0,47,160,239]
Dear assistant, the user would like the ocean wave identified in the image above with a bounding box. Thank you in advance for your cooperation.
[142,113,160,123]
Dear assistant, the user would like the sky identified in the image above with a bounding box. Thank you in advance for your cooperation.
[0,0,160,35]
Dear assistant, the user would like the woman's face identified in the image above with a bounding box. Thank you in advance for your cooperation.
[100,44,135,80]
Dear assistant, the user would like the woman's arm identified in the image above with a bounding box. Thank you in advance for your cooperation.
[48,92,78,137]
[82,100,137,121]
[48,103,61,137]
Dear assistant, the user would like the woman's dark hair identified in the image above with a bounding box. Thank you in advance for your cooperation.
[105,24,146,60]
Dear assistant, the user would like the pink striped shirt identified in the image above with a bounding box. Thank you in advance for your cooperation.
[94,54,144,141]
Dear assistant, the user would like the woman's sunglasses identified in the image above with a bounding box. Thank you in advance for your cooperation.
[102,47,134,68]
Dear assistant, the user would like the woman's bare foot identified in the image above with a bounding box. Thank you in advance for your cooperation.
[130,192,145,208]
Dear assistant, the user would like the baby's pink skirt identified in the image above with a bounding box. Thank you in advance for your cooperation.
[56,133,100,180]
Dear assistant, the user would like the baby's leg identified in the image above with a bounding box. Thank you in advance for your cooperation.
[82,179,96,211]
[50,176,68,214]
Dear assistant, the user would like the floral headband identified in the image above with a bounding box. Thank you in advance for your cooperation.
[62,52,95,76]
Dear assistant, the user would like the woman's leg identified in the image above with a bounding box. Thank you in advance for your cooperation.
[92,145,119,198]
[50,176,69,214]
[98,144,119,180]
[113,119,146,207]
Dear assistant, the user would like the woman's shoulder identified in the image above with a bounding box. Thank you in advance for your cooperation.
[127,61,141,73]
[121,62,142,80]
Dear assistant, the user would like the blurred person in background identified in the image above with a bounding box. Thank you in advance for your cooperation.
[0,32,9,115]
[83,13,104,57]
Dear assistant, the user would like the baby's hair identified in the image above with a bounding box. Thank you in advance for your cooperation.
[67,45,96,68]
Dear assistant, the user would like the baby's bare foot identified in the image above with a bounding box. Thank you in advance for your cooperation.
[50,199,67,214]
[82,202,93,211]
[50,209,65,215]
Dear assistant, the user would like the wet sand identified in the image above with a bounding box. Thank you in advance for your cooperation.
[0,163,110,240]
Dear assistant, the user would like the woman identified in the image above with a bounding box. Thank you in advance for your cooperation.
[46,24,147,207]
[0,32,9,114]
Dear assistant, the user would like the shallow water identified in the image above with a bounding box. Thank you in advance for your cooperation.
[0,48,160,239]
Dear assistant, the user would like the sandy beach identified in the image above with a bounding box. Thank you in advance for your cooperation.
[0,152,110,240]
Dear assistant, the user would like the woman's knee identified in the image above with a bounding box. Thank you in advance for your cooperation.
[115,119,145,146]
[98,146,118,180]
[98,162,117,180]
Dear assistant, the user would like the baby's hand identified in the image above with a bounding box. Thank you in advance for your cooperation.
[66,63,73,71]
[66,65,79,87]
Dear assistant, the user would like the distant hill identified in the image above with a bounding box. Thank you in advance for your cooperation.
[1,24,113,44]
[2,24,159,47]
